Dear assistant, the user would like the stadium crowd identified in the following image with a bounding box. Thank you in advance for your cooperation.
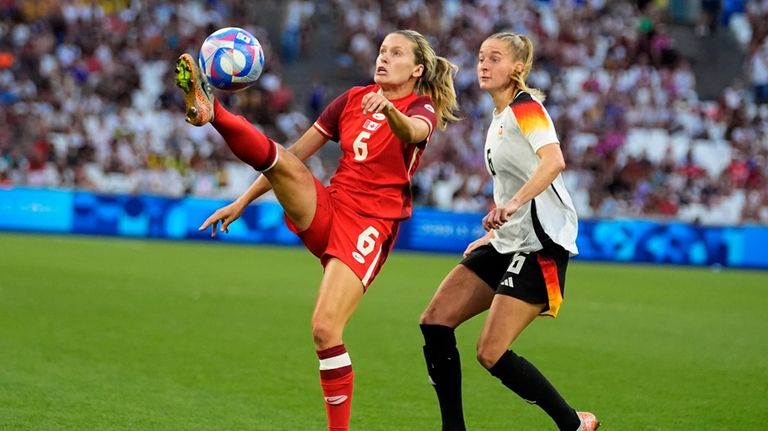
[1,0,767,224]
[333,0,768,224]
[0,0,304,198]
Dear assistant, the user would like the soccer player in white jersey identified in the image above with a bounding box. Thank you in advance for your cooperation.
[418,33,599,431]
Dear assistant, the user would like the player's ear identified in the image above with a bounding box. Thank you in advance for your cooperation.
[412,64,424,79]
[509,60,524,80]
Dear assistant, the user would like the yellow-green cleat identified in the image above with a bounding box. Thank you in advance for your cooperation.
[175,53,214,126]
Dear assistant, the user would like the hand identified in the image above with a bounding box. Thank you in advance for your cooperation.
[482,200,522,231]
[463,235,492,257]
[361,90,393,116]
[198,201,246,237]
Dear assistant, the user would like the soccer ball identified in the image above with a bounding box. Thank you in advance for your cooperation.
[198,27,264,92]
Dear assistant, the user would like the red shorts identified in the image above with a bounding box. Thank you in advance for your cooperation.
[284,178,400,289]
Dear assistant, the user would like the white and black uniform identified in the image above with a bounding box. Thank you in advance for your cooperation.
[462,92,578,317]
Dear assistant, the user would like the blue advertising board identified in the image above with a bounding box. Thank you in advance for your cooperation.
[68,190,300,246]
[0,188,73,232]
[1,187,766,269]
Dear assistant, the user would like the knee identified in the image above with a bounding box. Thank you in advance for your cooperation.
[311,317,340,349]
[419,306,439,325]
[476,343,503,370]
[419,303,457,327]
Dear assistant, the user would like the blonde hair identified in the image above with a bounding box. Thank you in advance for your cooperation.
[393,29,460,129]
[486,32,546,102]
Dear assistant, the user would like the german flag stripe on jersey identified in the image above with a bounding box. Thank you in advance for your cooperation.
[510,92,551,138]
[537,254,563,318]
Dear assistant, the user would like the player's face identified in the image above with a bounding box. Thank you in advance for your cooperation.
[375,33,424,87]
[477,38,522,92]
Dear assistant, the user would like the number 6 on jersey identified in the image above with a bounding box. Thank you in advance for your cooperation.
[352,226,380,264]
[352,131,370,161]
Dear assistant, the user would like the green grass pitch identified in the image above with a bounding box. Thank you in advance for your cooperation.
[1,232,766,430]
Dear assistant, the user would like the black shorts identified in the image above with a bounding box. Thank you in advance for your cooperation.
[461,241,569,317]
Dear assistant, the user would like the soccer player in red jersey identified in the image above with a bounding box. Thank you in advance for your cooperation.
[175,29,459,430]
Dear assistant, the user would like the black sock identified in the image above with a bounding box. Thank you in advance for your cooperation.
[420,324,466,431]
[489,350,580,431]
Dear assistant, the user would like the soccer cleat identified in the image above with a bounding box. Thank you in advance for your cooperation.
[175,53,214,126]
[577,411,600,430]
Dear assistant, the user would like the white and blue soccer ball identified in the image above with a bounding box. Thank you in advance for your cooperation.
[198,27,264,92]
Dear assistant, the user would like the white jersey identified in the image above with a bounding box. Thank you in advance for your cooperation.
[484,92,578,255]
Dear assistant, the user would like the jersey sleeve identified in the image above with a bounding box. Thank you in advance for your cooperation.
[405,96,438,141]
[510,95,559,152]
[313,90,350,141]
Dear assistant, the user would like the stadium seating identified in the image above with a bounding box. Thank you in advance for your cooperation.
[0,0,765,223]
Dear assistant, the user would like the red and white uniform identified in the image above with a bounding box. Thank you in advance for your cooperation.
[314,84,436,220]
[285,84,437,287]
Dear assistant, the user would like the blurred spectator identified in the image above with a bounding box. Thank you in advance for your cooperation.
[282,0,315,64]
[697,0,722,36]
[750,42,768,103]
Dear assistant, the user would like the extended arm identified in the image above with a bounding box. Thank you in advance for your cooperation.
[381,103,431,144]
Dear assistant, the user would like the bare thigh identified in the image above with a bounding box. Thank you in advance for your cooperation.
[264,146,318,230]
[311,258,365,350]
[420,264,496,328]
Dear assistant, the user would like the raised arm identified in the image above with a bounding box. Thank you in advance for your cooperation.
[361,91,431,144]
[381,102,431,144]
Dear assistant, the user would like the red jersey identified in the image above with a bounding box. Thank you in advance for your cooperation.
[313,84,437,220]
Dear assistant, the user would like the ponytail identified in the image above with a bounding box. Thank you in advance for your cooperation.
[416,55,460,129]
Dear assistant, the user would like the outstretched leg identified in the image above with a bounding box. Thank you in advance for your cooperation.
[215,112,318,228]
[176,53,318,230]
[419,265,495,431]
